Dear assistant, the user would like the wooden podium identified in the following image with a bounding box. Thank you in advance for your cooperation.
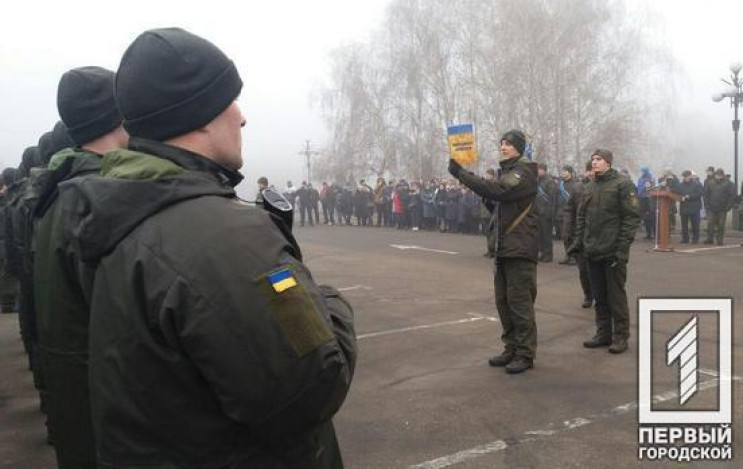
[648,188,682,252]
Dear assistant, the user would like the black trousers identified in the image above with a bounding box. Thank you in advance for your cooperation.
[680,213,700,242]
[588,258,630,341]
[537,215,553,259]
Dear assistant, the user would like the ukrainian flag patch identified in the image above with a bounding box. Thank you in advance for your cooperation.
[268,268,297,293]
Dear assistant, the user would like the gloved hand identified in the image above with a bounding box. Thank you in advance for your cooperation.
[448,159,463,178]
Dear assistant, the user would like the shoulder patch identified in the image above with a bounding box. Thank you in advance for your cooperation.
[628,191,639,209]
[268,268,297,293]
[501,170,523,188]
[259,265,333,357]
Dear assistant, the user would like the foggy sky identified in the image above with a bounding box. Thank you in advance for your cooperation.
[1,0,741,197]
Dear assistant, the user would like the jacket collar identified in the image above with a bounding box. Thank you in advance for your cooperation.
[595,168,618,182]
[129,137,244,188]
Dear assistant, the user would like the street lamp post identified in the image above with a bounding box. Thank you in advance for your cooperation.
[712,62,743,197]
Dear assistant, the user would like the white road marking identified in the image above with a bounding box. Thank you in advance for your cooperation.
[409,372,742,469]
[337,285,373,292]
[676,244,741,253]
[467,312,499,322]
[358,315,495,340]
[390,244,460,255]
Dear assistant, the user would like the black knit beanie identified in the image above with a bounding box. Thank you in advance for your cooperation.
[1,168,18,186]
[115,27,243,141]
[57,66,122,145]
[18,146,39,177]
[38,121,74,164]
[500,129,526,156]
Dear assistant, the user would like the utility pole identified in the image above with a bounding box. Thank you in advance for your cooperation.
[298,140,319,183]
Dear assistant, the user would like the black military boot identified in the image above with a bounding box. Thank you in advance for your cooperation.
[583,335,611,348]
[488,351,515,367]
[505,356,533,374]
[608,338,628,354]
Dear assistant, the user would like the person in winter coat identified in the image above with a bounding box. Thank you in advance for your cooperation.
[536,163,557,262]
[557,165,580,265]
[568,149,640,355]
[448,129,539,374]
[0,168,19,315]
[444,185,459,232]
[59,28,357,468]
[408,183,422,231]
[435,182,448,231]
[392,183,404,229]
[703,168,736,245]
[564,161,593,308]
[34,66,128,469]
[354,182,371,226]
[373,178,387,227]
[675,170,703,244]
[421,181,437,230]
[636,167,655,240]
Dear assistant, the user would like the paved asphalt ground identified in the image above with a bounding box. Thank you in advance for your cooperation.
[1,225,741,468]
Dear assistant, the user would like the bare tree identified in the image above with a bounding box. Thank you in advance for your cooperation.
[316,0,676,180]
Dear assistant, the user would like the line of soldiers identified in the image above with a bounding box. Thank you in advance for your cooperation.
[6,28,357,468]
[1,122,75,438]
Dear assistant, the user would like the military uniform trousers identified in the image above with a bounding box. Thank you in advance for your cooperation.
[40,348,96,468]
[588,259,629,341]
[485,216,496,256]
[578,253,592,301]
[0,260,19,312]
[562,217,575,260]
[537,214,553,259]
[706,211,727,244]
[494,258,537,359]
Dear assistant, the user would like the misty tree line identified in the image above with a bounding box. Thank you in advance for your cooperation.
[315,0,676,183]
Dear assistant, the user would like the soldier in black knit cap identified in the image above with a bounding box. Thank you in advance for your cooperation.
[449,129,539,374]
[60,28,356,468]
[34,65,128,468]
[0,167,19,315]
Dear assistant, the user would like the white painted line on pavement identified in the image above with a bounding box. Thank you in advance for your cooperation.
[467,312,499,322]
[409,372,743,469]
[358,316,494,340]
[390,244,460,255]
[337,285,374,292]
[676,244,741,253]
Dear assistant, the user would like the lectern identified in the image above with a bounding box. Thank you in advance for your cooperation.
[647,188,682,252]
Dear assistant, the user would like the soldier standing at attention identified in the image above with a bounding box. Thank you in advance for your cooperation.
[61,28,357,467]
[569,149,640,354]
[0,169,19,314]
[34,66,128,469]
[448,130,538,374]
[564,161,594,308]
[703,168,736,245]
[536,163,557,262]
